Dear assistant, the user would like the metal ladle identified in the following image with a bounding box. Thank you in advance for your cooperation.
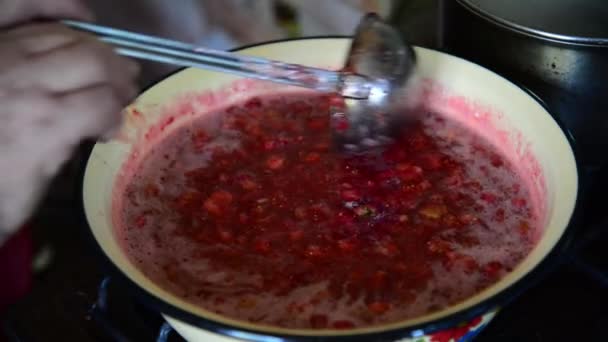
[65,14,415,150]
[335,13,417,152]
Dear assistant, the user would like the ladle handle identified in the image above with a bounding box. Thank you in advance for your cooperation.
[63,20,371,99]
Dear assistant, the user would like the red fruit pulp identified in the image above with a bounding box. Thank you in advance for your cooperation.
[116,93,538,329]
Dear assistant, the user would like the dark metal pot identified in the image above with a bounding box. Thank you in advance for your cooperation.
[441,0,608,168]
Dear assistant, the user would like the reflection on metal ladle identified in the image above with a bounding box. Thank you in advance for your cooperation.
[335,13,417,152]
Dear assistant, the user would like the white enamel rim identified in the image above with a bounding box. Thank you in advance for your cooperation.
[82,38,578,339]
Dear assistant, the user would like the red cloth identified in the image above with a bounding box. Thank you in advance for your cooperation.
[0,226,33,316]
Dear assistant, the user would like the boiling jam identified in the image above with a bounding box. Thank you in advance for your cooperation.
[116,94,537,329]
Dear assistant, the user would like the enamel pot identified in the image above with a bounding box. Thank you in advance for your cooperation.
[81,38,578,341]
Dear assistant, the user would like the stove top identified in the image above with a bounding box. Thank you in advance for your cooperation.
[3,151,608,342]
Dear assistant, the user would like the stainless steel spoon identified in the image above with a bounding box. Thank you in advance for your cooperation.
[334,13,417,152]
[64,14,416,150]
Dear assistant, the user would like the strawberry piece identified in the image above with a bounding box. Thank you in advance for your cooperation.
[253,239,271,254]
[332,320,355,329]
[427,238,452,254]
[419,204,448,220]
[266,155,285,170]
[337,239,357,253]
[340,189,360,201]
[511,197,527,209]
[304,245,325,258]
[244,97,262,109]
[217,229,234,243]
[294,206,307,219]
[396,163,423,182]
[191,131,208,151]
[480,192,497,204]
[491,155,504,167]
[334,118,350,132]
[203,190,233,216]
[289,230,304,241]
[134,215,147,228]
[368,301,390,314]
[419,152,444,170]
[371,271,388,290]
[483,261,503,278]
[308,118,328,130]
[303,152,321,163]
[494,208,505,222]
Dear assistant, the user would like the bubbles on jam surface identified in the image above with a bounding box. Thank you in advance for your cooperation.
[115,94,538,329]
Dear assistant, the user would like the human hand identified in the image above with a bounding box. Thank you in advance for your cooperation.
[0,0,92,28]
[0,21,140,243]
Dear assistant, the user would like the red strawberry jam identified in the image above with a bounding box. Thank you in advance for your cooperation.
[116,94,538,329]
